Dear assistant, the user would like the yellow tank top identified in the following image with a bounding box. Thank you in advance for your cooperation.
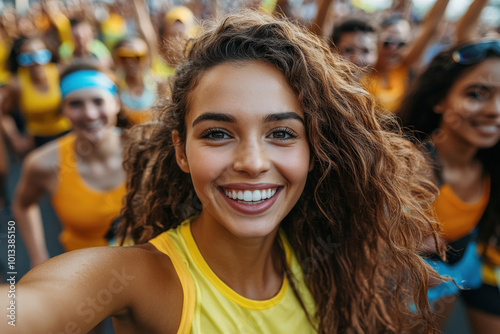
[149,218,317,334]
[18,64,71,136]
[0,38,11,85]
[363,65,409,113]
[51,133,126,252]
[433,177,490,242]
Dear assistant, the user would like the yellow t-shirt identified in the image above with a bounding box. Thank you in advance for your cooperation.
[363,65,409,113]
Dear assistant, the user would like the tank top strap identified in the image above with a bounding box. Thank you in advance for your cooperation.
[149,217,317,333]
[149,228,196,334]
[56,132,77,184]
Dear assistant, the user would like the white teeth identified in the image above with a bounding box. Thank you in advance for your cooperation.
[223,187,278,202]
[253,190,261,201]
[243,190,252,201]
[478,125,498,134]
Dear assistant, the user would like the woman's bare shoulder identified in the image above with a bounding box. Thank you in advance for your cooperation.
[3,243,183,333]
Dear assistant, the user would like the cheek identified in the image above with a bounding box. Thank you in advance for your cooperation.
[368,52,377,62]
[272,144,310,187]
[62,109,80,122]
[447,98,483,121]
[186,146,231,198]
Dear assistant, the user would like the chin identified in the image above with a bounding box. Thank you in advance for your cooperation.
[223,218,281,239]
[80,129,105,144]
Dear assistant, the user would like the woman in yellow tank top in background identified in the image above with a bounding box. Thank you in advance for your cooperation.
[0,36,71,154]
[113,37,158,125]
[12,61,125,269]
[2,11,442,334]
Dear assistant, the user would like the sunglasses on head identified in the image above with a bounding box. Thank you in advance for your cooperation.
[451,40,500,65]
[16,49,52,67]
[383,40,406,48]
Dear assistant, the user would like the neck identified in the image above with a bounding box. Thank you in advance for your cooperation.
[29,70,47,86]
[374,58,388,73]
[432,131,478,168]
[75,130,121,162]
[125,72,143,86]
[191,212,283,300]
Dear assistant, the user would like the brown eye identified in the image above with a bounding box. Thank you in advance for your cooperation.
[268,128,297,140]
[201,128,231,140]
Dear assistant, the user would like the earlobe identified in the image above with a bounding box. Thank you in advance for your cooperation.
[172,130,190,173]
[308,157,314,172]
[433,102,445,114]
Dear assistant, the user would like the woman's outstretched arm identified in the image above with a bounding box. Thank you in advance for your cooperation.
[0,243,183,333]
[11,146,58,267]
[401,0,450,68]
[455,0,489,44]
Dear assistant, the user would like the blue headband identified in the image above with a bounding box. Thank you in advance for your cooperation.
[60,70,117,98]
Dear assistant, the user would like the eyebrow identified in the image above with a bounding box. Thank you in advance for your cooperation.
[464,84,494,91]
[264,112,304,124]
[192,111,304,127]
[192,112,236,127]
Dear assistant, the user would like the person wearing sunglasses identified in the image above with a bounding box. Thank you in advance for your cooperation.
[0,36,71,154]
[399,39,500,333]
[113,37,159,125]
[363,0,450,113]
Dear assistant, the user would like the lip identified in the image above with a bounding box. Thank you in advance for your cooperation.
[220,182,280,190]
[218,185,282,215]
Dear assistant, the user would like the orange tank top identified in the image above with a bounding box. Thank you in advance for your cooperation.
[18,64,71,136]
[433,177,490,242]
[51,133,126,251]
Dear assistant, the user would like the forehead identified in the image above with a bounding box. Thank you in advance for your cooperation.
[20,39,45,52]
[380,20,411,39]
[187,61,301,122]
[338,32,377,47]
[72,22,93,34]
[452,57,500,89]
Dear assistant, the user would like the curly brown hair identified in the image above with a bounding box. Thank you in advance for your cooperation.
[119,10,440,334]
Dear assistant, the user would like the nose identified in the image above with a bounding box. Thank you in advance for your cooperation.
[484,94,500,118]
[83,101,100,120]
[233,137,271,177]
[352,52,365,68]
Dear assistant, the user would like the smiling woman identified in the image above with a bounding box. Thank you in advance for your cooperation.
[11,61,126,265]
[2,10,441,334]
[399,39,500,333]
[172,61,311,239]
